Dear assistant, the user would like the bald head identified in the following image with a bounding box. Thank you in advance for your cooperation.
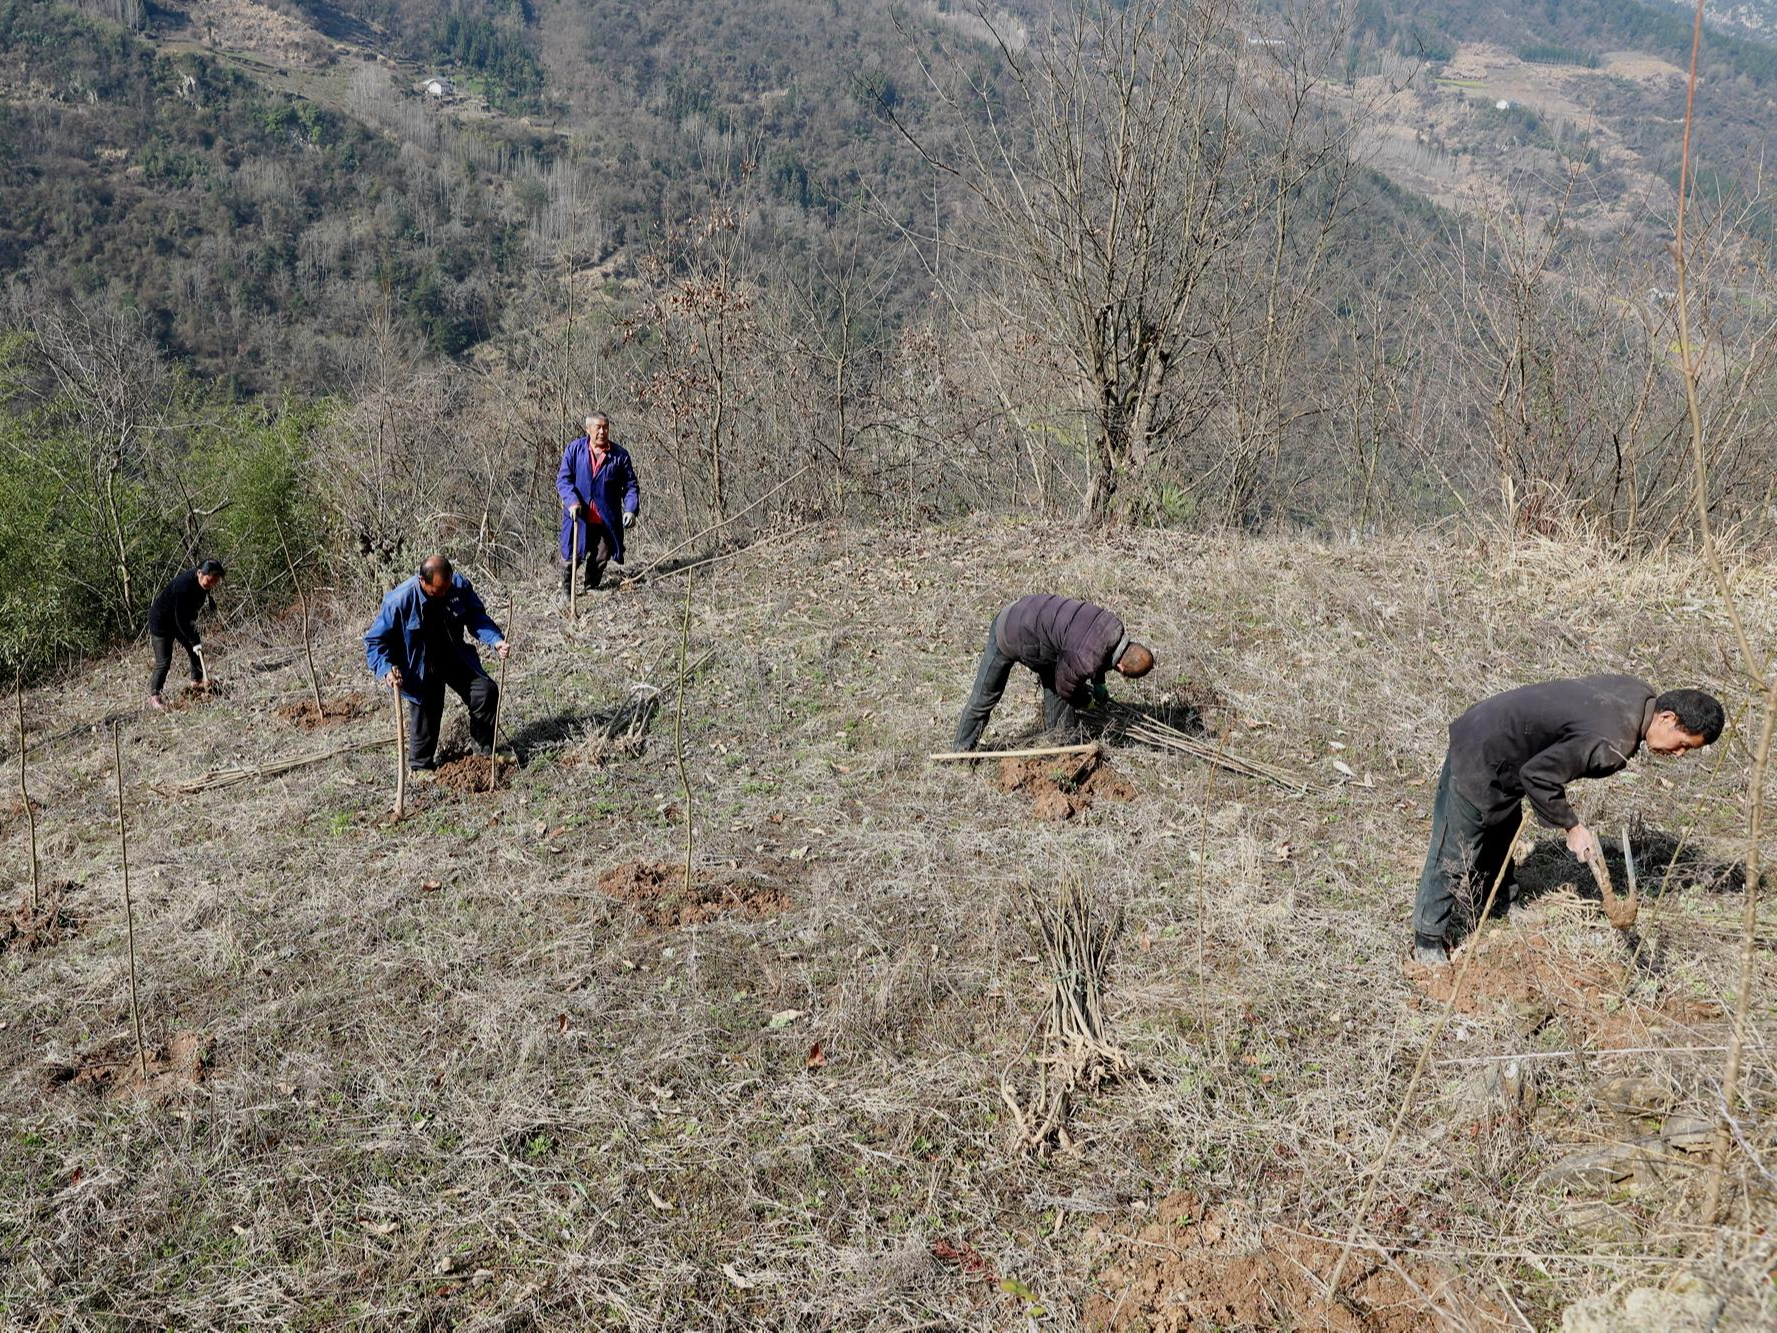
[418,553,454,596]
[1116,642,1155,678]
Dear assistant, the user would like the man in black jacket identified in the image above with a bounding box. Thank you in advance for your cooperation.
[147,559,226,710]
[953,594,1155,751]
[1413,674,1724,965]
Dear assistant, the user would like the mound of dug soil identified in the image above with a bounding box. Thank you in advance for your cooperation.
[47,1031,213,1102]
[1,883,80,954]
[431,752,516,793]
[1085,1192,1500,1331]
[277,693,371,730]
[160,682,231,712]
[599,859,793,928]
[992,749,1136,821]
[1410,932,1721,1048]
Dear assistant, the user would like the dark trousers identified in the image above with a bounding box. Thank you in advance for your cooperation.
[407,659,498,770]
[560,525,615,591]
[1413,754,1521,947]
[952,612,1076,751]
[149,634,201,695]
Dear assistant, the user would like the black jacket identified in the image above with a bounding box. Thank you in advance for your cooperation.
[995,595,1129,705]
[1447,674,1655,829]
[147,570,210,645]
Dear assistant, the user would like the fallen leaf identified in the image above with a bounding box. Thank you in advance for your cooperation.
[556,1013,568,1034]
[722,1262,756,1290]
[789,845,810,860]
[435,1252,465,1275]
[646,1187,675,1212]
[533,820,547,837]
[1139,931,1152,953]
[1332,760,1355,778]
[806,1040,826,1069]
[1273,843,1292,861]
[420,879,441,893]
[767,1009,804,1030]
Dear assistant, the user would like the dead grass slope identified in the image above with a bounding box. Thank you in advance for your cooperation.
[1,519,1773,1328]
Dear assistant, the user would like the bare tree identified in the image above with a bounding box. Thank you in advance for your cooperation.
[886,0,1366,523]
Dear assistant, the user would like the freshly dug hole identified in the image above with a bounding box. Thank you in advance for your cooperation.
[599,858,793,928]
[991,749,1136,820]
[431,752,516,793]
[276,692,371,730]
[46,1030,213,1102]
[1,882,81,954]
[1085,1190,1503,1331]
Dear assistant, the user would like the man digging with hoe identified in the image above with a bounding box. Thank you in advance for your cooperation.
[1413,674,1724,966]
[953,594,1155,752]
[364,554,511,780]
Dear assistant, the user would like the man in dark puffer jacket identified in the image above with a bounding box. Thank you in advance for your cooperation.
[953,594,1155,751]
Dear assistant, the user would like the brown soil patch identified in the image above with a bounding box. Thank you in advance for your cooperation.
[277,692,371,730]
[431,752,516,794]
[1085,1192,1501,1331]
[0,882,80,954]
[47,1031,213,1102]
[599,858,793,928]
[991,750,1136,821]
[1410,932,1722,1049]
[161,681,231,712]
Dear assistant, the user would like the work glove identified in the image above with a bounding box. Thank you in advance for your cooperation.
[622,511,635,529]
[1092,682,1111,706]
[567,502,583,519]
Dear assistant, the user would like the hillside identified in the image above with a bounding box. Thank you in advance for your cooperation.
[2,524,1772,1326]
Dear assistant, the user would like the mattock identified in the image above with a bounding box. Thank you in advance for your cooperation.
[1583,824,1640,930]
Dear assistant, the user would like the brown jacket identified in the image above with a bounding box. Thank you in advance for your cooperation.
[996,595,1128,705]
[1447,674,1655,829]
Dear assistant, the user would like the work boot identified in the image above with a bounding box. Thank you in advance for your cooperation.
[146,693,165,712]
[1412,935,1449,967]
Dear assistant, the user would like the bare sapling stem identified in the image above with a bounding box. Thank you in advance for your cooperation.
[1670,0,1773,1229]
[1195,727,1232,1046]
[1326,809,1528,1298]
[16,678,40,912]
[491,596,513,791]
[391,681,407,820]
[112,722,147,1080]
[569,519,580,624]
[672,568,696,896]
[275,517,324,716]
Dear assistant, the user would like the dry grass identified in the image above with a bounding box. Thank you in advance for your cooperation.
[1,520,1774,1328]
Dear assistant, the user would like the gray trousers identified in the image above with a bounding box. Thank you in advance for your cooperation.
[952,611,1076,751]
[1413,754,1520,947]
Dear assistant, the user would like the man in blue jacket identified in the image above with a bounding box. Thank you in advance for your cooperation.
[556,412,641,595]
[364,554,511,776]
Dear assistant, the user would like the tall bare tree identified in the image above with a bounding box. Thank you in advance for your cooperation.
[886,0,1365,523]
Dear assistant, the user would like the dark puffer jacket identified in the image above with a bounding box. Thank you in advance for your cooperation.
[995,595,1129,705]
